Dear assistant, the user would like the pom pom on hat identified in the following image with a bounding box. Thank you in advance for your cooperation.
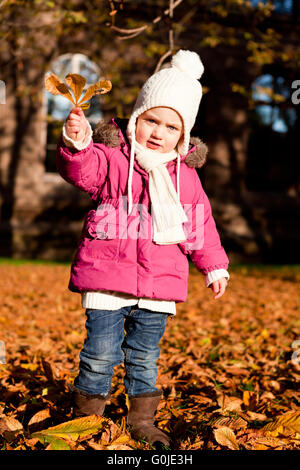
[171,50,204,80]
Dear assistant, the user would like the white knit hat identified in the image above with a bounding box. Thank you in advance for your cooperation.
[126,49,204,215]
[127,49,204,156]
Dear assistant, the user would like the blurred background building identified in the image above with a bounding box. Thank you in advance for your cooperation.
[0,0,299,263]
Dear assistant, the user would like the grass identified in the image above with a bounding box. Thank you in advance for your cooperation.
[228,263,300,271]
[0,256,300,269]
[0,257,70,266]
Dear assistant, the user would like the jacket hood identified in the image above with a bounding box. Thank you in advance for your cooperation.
[93,118,208,169]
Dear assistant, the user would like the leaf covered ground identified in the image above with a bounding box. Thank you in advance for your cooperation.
[0,261,299,450]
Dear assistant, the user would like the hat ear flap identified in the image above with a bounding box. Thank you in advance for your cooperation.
[177,128,191,156]
[177,134,185,154]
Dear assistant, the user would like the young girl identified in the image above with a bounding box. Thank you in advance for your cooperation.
[56,50,229,447]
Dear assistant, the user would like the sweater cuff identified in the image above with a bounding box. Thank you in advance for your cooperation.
[62,121,93,150]
[205,269,230,288]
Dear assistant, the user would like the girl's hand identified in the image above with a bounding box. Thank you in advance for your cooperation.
[210,277,228,300]
[65,107,89,141]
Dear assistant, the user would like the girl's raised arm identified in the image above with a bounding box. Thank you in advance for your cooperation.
[56,109,109,199]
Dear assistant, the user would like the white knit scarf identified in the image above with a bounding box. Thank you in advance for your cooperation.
[130,139,188,245]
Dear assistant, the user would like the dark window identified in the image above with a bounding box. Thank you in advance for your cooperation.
[246,74,299,192]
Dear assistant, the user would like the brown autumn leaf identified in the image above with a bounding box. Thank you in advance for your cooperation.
[243,390,259,410]
[0,417,23,432]
[210,415,248,430]
[216,394,243,412]
[246,411,267,421]
[65,73,86,103]
[45,74,112,110]
[262,410,300,436]
[27,408,52,433]
[86,439,105,450]
[240,433,287,450]
[41,357,60,383]
[214,426,240,450]
[45,73,75,104]
[0,416,24,443]
[98,420,120,446]
[106,443,133,450]
[78,80,112,104]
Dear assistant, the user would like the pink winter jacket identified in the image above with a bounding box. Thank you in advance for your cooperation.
[56,118,229,302]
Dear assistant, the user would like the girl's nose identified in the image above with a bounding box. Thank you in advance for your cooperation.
[152,126,163,139]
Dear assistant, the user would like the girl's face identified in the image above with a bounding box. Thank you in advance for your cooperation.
[135,107,183,153]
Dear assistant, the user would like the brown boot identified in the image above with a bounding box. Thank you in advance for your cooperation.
[71,386,108,418]
[127,391,170,447]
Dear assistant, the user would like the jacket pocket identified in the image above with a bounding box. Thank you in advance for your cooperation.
[85,220,120,260]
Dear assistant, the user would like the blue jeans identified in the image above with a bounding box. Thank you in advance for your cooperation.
[74,306,168,397]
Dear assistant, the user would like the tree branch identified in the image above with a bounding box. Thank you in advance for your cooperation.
[109,0,184,38]
[154,49,172,73]
[154,0,175,73]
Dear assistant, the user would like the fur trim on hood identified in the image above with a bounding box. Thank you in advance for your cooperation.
[93,118,207,169]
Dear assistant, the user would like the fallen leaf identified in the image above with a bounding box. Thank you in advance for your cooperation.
[217,395,243,412]
[262,410,300,436]
[28,408,52,433]
[214,426,240,450]
[32,414,108,447]
[210,415,248,430]
[106,443,133,450]
[0,417,23,432]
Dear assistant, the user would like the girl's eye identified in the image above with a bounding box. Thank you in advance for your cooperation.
[147,119,156,124]
[168,126,177,131]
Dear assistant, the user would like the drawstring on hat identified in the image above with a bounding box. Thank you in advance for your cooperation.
[176,152,181,202]
[127,129,136,215]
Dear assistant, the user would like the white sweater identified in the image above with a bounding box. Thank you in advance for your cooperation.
[82,269,230,316]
